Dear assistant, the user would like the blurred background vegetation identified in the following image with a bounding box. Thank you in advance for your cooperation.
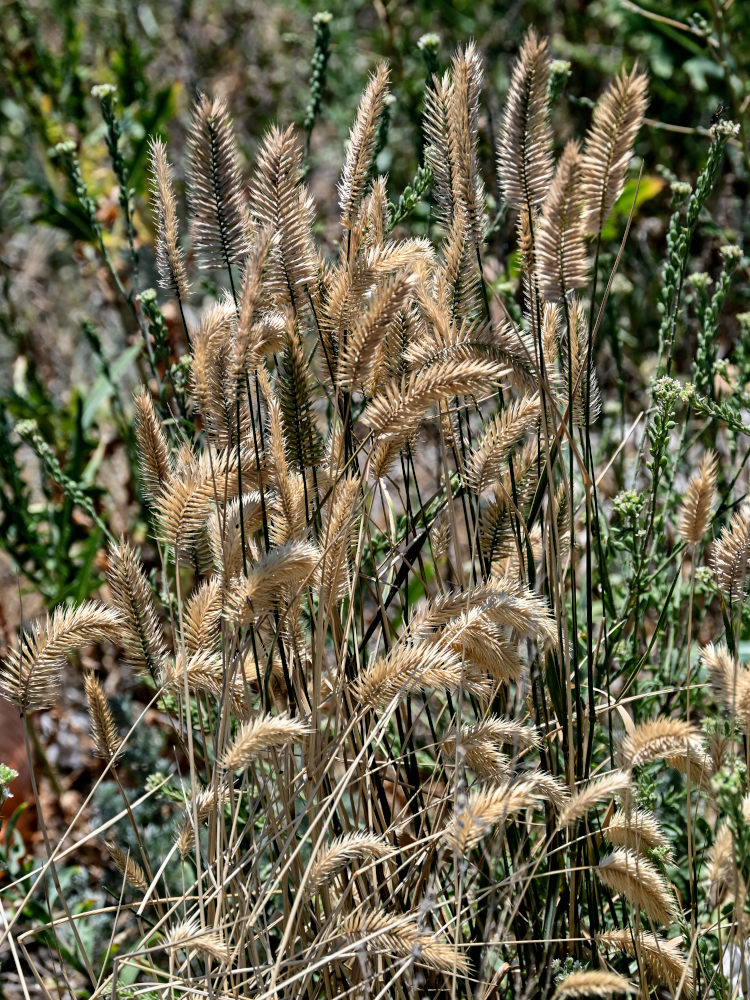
[0,0,748,609]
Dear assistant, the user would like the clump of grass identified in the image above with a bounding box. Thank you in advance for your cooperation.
[1,24,748,1000]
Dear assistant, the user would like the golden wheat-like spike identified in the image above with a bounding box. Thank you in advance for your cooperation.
[537,140,588,302]
[163,917,228,963]
[410,581,556,645]
[465,394,541,494]
[363,176,388,248]
[149,137,190,301]
[619,717,700,770]
[107,539,168,679]
[157,447,257,554]
[337,271,416,391]
[105,841,148,892]
[598,930,693,997]
[678,451,718,547]
[448,42,485,249]
[445,776,546,851]
[560,296,600,426]
[525,767,570,812]
[497,29,553,211]
[221,712,310,771]
[0,602,122,712]
[339,63,390,231]
[353,642,488,709]
[443,738,510,780]
[206,493,265,580]
[435,609,525,685]
[478,443,539,563]
[447,717,540,753]
[701,642,750,731]
[225,541,320,625]
[605,808,672,859]
[319,475,360,607]
[596,848,678,925]
[713,503,750,602]
[233,226,277,379]
[307,833,391,894]
[443,718,540,780]
[339,909,469,975]
[365,357,508,443]
[406,312,538,395]
[558,770,632,827]
[84,673,122,762]
[581,66,649,236]
[187,93,251,271]
[161,650,247,716]
[251,125,316,311]
[259,371,306,545]
[553,970,636,998]
[133,388,173,505]
[664,739,714,788]
[424,71,455,231]
[440,200,482,322]
[191,299,246,448]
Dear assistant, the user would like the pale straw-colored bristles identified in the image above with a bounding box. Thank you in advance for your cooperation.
[713,503,750,602]
[581,65,648,236]
[619,717,700,770]
[84,673,122,762]
[678,450,717,547]
[558,769,632,827]
[596,848,679,925]
[220,712,310,772]
[598,930,693,996]
[553,970,636,998]
[338,908,469,975]
[497,28,553,210]
[105,841,148,892]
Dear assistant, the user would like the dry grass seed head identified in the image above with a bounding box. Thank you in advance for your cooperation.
[339,908,469,975]
[581,65,648,236]
[558,769,632,827]
[107,538,168,679]
[596,848,679,925]
[497,28,553,210]
[220,712,310,771]
[537,140,588,302]
[163,917,228,964]
[678,450,717,547]
[444,775,547,851]
[604,808,672,859]
[713,503,750,601]
[598,929,693,997]
[105,841,148,892]
[618,717,700,769]
[339,63,390,231]
[353,642,490,709]
[133,388,173,505]
[0,602,122,712]
[149,136,190,301]
[84,673,122,762]
[307,833,391,894]
[553,970,636,998]
[251,125,316,311]
[187,93,252,270]
[226,540,320,624]
[701,642,750,731]
[465,393,541,494]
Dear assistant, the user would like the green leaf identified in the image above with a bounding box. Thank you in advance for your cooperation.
[601,175,666,242]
